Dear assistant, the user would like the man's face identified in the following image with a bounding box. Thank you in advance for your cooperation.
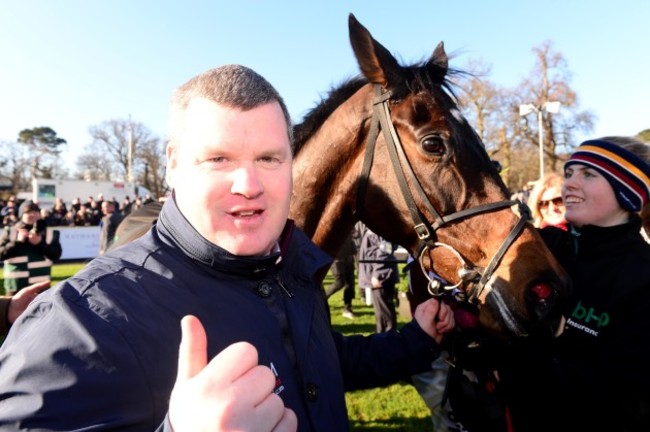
[167,98,293,256]
[22,210,39,226]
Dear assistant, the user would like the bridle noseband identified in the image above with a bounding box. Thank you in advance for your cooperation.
[355,85,530,304]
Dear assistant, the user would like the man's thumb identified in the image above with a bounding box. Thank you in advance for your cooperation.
[176,315,208,383]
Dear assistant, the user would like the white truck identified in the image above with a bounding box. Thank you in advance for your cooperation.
[29,178,153,208]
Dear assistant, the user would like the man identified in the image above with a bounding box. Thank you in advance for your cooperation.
[98,199,123,254]
[0,65,454,431]
[325,232,357,319]
[0,200,62,295]
[357,224,399,333]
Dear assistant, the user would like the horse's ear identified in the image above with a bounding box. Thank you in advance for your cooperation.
[348,13,402,88]
[427,42,449,80]
[428,42,449,76]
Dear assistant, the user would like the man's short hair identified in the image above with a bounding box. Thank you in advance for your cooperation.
[168,64,293,150]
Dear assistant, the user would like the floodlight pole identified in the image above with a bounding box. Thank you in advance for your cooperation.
[519,101,560,180]
[537,108,544,179]
[127,115,133,183]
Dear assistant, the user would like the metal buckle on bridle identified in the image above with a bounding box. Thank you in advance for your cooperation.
[419,242,482,297]
[414,223,431,240]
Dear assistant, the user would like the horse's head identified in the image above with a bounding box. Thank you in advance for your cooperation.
[329,14,569,337]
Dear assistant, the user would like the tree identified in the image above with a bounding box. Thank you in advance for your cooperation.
[0,140,32,194]
[137,136,168,199]
[637,129,650,142]
[514,41,594,178]
[455,42,595,191]
[17,127,67,179]
[78,118,167,198]
[454,60,525,190]
[455,60,502,152]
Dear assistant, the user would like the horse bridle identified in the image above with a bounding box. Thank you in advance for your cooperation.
[355,85,530,304]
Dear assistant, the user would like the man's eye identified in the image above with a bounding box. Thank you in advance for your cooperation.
[207,156,229,165]
[259,157,281,166]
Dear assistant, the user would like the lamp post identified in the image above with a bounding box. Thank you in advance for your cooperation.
[519,101,560,180]
[127,115,133,183]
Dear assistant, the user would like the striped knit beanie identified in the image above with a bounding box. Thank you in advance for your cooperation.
[564,139,650,212]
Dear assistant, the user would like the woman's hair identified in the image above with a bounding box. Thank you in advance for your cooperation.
[527,172,564,227]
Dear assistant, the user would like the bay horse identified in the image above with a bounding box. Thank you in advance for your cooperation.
[289,14,569,337]
[114,14,570,338]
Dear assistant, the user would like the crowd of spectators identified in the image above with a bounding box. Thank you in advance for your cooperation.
[0,193,154,229]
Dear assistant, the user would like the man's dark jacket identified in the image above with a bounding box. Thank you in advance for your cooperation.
[0,198,440,431]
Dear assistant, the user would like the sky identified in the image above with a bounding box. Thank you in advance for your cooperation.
[1,1,649,173]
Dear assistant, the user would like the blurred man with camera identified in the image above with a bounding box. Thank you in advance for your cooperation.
[0,200,62,295]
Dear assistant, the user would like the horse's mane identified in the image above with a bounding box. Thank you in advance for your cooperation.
[292,61,466,156]
[293,76,367,155]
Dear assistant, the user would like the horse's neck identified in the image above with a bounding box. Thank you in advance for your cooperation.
[290,98,370,256]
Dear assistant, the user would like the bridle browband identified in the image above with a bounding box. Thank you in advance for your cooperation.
[355,85,530,304]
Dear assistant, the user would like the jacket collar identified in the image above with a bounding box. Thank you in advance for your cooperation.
[570,215,644,255]
[157,195,284,279]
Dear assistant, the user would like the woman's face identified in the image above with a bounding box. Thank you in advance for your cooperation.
[538,185,565,227]
[562,164,629,227]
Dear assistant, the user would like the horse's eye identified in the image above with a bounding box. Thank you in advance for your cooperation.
[421,135,445,155]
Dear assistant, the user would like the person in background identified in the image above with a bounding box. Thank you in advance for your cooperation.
[0,196,18,227]
[325,232,358,319]
[527,172,567,229]
[500,136,650,431]
[87,199,104,225]
[133,195,143,213]
[61,209,76,226]
[39,208,54,226]
[357,223,399,333]
[73,203,93,226]
[50,198,68,227]
[1,210,18,228]
[96,193,105,209]
[0,280,50,337]
[0,200,62,296]
[98,199,124,255]
[122,195,134,216]
[70,197,82,213]
[0,64,454,431]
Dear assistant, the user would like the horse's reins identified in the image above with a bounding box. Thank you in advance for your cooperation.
[356,85,530,304]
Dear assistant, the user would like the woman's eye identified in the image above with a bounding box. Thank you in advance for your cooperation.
[421,135,445,155]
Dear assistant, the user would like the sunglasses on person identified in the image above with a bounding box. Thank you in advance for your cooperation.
[538,197,564,209]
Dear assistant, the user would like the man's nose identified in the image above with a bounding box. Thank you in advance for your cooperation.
[231,165,264,198]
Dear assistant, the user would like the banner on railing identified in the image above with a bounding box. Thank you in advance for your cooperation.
[50,226,100,261]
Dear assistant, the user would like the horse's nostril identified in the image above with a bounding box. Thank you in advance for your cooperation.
[531,283,553,300]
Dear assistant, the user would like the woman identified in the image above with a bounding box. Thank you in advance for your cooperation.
[527,172,567,229]
[504,136,650,431]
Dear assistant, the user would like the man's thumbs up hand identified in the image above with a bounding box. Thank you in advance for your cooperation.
[168,315,297,431]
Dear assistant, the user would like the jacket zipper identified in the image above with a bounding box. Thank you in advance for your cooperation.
[276,275,294,298]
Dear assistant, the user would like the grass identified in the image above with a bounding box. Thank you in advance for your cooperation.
[2,263,432,431]
[324,272,432,431]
